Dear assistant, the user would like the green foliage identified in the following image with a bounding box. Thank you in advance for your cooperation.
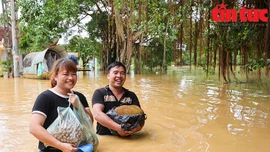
[14,0,270,78]
[200,59,215,75]
[1,60,11,72]
[86,12,108,40]
[242,58,267,72]
[67,36,101,67]
[147,37,174,68]
[17,0,95,53]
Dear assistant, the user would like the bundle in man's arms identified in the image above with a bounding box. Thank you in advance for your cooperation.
[106,105,147,135]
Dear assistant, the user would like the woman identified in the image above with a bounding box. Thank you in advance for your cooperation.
[30,58,93,152]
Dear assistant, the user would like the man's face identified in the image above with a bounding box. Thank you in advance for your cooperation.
[107,66,126,88]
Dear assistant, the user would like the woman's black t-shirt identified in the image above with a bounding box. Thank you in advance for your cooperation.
[32,89,89,150]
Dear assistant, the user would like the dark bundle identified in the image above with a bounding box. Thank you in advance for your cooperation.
[106,105,146,135]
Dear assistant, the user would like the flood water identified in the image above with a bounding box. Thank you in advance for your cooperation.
[0,67,270,152]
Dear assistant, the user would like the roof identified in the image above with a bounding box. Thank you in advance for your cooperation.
[32,46,67,65]
[22,46,68,67]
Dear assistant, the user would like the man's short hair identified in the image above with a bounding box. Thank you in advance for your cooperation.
[107,61,126,74]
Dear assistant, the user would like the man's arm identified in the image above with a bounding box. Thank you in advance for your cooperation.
[92,103,130,136]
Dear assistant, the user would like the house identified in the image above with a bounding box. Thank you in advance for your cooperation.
[22,46,68,79]
[0,26,12,61]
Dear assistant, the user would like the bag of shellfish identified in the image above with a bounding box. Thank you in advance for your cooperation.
[73,95,99,152]
[46,102,84,146]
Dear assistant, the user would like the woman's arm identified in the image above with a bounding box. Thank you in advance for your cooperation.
[84,108,94,123]
[29,113,78,151]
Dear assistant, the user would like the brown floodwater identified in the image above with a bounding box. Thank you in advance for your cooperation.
[0,67,270,152]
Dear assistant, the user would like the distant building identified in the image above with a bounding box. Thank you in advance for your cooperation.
[0,26,12,61]
[0,26,12,46]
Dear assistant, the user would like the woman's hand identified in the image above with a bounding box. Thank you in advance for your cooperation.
[67,93,78,109]
[59,142,78,152]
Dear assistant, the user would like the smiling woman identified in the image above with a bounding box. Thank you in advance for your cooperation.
[29,58,97,152]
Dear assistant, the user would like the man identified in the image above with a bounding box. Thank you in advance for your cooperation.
[91,61,144,136]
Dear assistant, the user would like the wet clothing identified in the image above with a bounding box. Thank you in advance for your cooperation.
[38,147,61,152]
[32,89,89,151]
[91,85,141,135]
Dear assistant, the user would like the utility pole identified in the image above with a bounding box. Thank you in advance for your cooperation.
[10,0,19,77]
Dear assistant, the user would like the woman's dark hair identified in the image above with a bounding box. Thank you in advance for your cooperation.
[107,61,126,74]
[49,58,78,88]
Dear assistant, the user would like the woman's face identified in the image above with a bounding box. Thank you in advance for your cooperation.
[54,69,77,92]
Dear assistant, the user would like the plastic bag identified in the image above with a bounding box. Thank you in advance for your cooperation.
[47,96,98,151]
[73,95,99,151]
[106,105,146,135]
[77,143,93,152]
[46,102,84,146]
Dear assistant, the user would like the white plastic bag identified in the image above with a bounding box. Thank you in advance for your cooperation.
[73,95,99,151]
[47,102,84,146]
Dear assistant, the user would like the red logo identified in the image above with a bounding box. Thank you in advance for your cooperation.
[212,3,268,22]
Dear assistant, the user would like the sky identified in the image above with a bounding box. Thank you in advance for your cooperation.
[59,15,91,44]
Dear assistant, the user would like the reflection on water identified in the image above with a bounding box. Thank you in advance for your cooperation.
[0,68,270,152]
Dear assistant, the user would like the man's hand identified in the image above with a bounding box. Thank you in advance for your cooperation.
[117,124,142,137]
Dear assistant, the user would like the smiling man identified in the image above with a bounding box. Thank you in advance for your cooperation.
[91,61,145,136]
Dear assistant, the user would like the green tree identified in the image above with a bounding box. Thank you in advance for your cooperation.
[67,36,101,69]
[18,0,95,53]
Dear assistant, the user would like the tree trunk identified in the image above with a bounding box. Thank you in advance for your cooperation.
[193,4,199,68]
[213,40,217,72]
[179,22,183,66]
[264,0,270,76]
[145,2,149,66]
[135,1,143,74]
[189,6,193,70]
[206,7,210,76]
[226,51,231,83]
[162,22,169,74]
[244,47,249,82]
[221,47,228,83]
[198,0,204,67]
